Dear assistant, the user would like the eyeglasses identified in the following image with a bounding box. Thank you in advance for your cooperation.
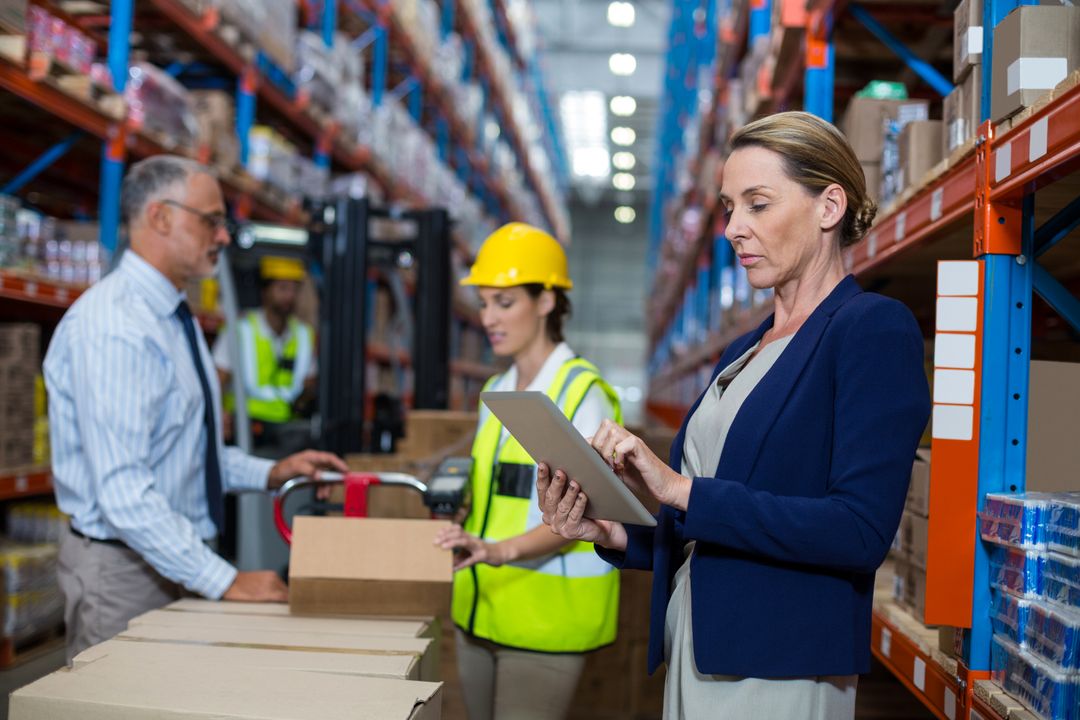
[160,200,238,236]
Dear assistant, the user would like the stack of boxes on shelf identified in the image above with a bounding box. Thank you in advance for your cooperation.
[944,0,983,158]
[891,450,931,622]
[981,493,1079,720]
[0,324,38,471]
[840,94,930,207]
[1,500,68,653]
[0,203,104,286]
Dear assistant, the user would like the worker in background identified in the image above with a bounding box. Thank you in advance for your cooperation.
[44,156,348,663]
[213,255,316,451]
[434,223,622,720]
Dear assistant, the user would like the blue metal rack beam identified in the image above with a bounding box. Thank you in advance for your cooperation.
[1035,194,1080,257]
[99,0,133,253]
[2,132,84,195]
[849,4,954,97]
[1033,263,1080,334]
[322,0,338,47]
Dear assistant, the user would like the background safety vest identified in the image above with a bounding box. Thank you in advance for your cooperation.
[451,357,623,653]
[225,311,314,424]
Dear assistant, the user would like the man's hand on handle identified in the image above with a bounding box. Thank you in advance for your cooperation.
[268,450,349,490]
[222,570,288,602]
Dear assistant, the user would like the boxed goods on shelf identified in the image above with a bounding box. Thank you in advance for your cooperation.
[988,545,1045,597]
[191,91,239,171]
[213,0,296,72]
[1025,600,1080,671]
[293,31,338,114]
[898,510,929,569]
[893,559,928,622]
[990,5,1080,122]
[953,0,983,82]
[842,97,930,164]
[0,323,39,469]
[880,104,931,204]
[247,127,326,199]
[1044,553,1080,609]
[991,635,1077,720]
[943,66,982,157]
[1048,495,1080,557]
[28,5,97,76]
[0,542,63,643]
[992,587,1030,645]
[6,502,66,544]
[981,492,1054,549]
[898,120,943,191]
[125,62,199,151]
[908,449,931,517]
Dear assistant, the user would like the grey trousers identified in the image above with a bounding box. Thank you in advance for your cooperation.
[455,629,586,720]
[57,528,183,664]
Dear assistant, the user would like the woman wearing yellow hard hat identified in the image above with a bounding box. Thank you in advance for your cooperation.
[435,222,622,720]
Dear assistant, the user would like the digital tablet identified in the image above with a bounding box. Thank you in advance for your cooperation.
[480,391,658,527]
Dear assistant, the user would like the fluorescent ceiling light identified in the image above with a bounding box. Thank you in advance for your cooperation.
[610,127,636,146]
[607,1,635,27]
[559,90,610,181]
[615,206,636,223]
[609,53,637,76]
[612,151,636,170]
[613,173,636,191]
[610,96,637,116]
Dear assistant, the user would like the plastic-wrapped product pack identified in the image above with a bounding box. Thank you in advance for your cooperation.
[988,545,1046,597]
[992,588,1031,645]
[1025,600,1080,672]
[1045,553,1080,610]
[1048,495,1080,558]
[0,543,63,642]
[991,635,1078,720]
[981,493,1054,548]
[125,63,199,150]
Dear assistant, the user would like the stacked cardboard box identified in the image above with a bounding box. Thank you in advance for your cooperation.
[990,5,1080,122]
[898,120,944,192]
[943,66,982,158]
[191,91,240,171]
[894,449,931,623]
[841,98,929,203]
[0,324,39,469]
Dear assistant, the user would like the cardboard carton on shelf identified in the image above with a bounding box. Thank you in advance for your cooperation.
[943,66,982,158]
[74,637,422,680]
[953,0,983,82]
[898,121,944,192]
[907,449,931,518]
[841,97,931,164]
[10,650,443,720]
[288,516,453,618]
[862,162,883,203]
[899,510,929,571]
[118,622,439,682]
[893,559,928,624]
[990,5,1080,122]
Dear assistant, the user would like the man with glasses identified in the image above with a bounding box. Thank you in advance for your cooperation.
[43,155,348,662]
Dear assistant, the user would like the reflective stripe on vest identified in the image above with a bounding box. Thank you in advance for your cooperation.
[228,312,313,424]
[451,357,623,653]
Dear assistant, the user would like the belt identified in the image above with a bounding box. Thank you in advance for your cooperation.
[70,525,128,548]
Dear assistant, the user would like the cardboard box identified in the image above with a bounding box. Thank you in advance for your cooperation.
[397,410,477,459]
[289,517,453,617]
[899,510,929,570]
[1027,361,1080,492]
[898,120,943,191]
[862,161,883,203]
[118,622,438,681]
[907,449,931,517]
[0,0,26,35]
[10,651,442,720]
[74,637,421,680]
[129,607,435,639]
[842,98,931,163]
[0,324,39,367]
[943,66,983,157]
[938,626,958,656]
[953,0,983,82]
[894,560,928,623]
[164,598,291,616]
[991,5,1080,121]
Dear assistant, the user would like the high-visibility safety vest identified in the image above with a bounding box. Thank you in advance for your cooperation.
[451,357,623,653]
[225,311,314,424]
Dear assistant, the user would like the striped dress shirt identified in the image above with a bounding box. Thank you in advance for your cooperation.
[43,250,273,599]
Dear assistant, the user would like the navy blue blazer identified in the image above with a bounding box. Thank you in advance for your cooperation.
[600,276,930,678]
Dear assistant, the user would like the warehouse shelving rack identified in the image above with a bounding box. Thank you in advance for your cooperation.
[646,1,1080,718]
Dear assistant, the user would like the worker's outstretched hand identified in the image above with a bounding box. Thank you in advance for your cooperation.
[536,463,627,551]
[222,570,288,602]
[589,420,691,511]
[435,526,506,572]
[268,450,349,490]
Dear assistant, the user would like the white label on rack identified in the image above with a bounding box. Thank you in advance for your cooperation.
[56,288,69,303]
[15,475,27,493]
[995,142,1012,183]
[24,282,36,297]
[932,405,974,441]
[913,657,926,691]
[1007,57,1067,96]
[895,212,907,242]
[937,297,979,331]
[931,188,944,222]
[934,368,976,405]
[938,261,980,296]
[945,688,957,720]
[880,628,892,658]
[1029,117,1049,162]
[935,333,977,369]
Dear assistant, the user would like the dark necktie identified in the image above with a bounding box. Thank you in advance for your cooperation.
[175,300,224,533]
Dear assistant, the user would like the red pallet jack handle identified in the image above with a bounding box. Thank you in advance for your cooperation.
[273,472,382,545]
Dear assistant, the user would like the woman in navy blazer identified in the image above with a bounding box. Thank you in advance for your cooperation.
[537,112,931,718]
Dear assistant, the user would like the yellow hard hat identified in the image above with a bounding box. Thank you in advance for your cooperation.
[260,256,306,282]
[460,223,572,290]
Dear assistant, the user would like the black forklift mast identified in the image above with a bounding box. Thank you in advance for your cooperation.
[309,197,452,456]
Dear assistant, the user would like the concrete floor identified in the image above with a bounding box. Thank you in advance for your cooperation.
[0,641,65,720]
